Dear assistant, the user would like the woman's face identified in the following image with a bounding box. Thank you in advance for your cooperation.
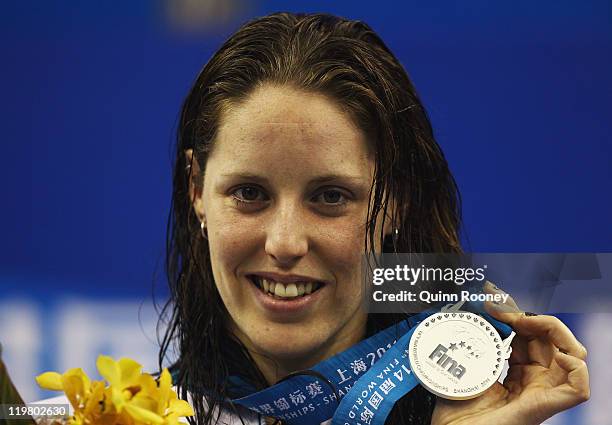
[192,84,390,371]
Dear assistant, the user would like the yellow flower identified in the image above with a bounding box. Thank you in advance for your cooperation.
[157,368,172,416]
[157,369,194,424]
[36,355,194,425]
[37,368,97,424]
[164,398,194,425]
[96,355,142,415]
[35,371,63,391]
[61,369,91,410]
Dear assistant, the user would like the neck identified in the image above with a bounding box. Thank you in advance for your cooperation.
[236,316,368,386]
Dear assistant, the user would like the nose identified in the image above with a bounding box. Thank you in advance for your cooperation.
[264,202,309,266]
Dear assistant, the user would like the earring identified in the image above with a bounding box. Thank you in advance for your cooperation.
[200,220,207,239]
[392,227,400,246]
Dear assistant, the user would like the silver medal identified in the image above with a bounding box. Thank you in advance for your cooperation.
[408,302,515,400]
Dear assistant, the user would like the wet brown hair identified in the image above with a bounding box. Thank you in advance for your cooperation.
[159,12,461,425]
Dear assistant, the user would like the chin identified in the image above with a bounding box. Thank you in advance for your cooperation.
[246,321,331,362]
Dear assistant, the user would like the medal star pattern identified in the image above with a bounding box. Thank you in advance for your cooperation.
[445,340,481,359]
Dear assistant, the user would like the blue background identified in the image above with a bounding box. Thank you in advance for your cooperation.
[0,1,610,423]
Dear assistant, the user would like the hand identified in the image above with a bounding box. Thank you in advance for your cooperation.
[431,283,589,425]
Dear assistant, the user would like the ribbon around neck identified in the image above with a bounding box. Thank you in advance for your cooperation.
[228,301,513,425]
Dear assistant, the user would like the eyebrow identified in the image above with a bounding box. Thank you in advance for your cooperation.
[220,173,368,184]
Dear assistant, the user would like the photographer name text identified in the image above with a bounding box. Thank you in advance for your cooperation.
[372,289,509,304]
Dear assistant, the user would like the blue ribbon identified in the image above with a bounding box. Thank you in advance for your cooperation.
[231,302,512,425]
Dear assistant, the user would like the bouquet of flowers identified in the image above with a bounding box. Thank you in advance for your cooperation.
[35,355,193,425]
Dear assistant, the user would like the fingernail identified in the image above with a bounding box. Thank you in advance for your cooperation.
[486,280,499,290]
[524,311,538,317]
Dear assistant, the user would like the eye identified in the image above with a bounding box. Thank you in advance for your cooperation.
[231,185,268,203]
[313,188,349,206]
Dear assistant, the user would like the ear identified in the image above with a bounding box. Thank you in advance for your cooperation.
[185,149,206,226]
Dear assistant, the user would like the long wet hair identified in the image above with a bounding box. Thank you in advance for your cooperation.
[159,12,462,425]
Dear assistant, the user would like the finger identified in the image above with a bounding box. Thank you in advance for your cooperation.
[483,285,587,365]
[526,337,556,368]
[546,351,590,413]
[510,315,586,360]
[508,334,553,369]
[483,299,523,331]
[483,302,587,361]
[483,306,583,367]
[483,296,542,365]
[484,281,520,310]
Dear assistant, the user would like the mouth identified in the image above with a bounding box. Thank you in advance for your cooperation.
[247,275,324,300]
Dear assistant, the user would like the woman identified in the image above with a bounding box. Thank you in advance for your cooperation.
[160,12,589,425]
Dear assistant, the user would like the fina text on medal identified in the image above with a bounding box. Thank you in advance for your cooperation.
[372,290,509,304]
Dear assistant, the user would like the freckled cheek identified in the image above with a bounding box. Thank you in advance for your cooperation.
[317,221,366,290]
[207,219,262,290]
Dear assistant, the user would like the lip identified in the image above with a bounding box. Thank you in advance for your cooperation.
[245,274,327,317]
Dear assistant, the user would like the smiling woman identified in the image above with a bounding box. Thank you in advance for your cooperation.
[159,12,589,425]
[190,85,376,384]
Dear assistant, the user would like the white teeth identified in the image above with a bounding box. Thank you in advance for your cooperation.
[305,282,313,294]
[255,277,320,298]
[274,283,286,297]
[285,283,298,297]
